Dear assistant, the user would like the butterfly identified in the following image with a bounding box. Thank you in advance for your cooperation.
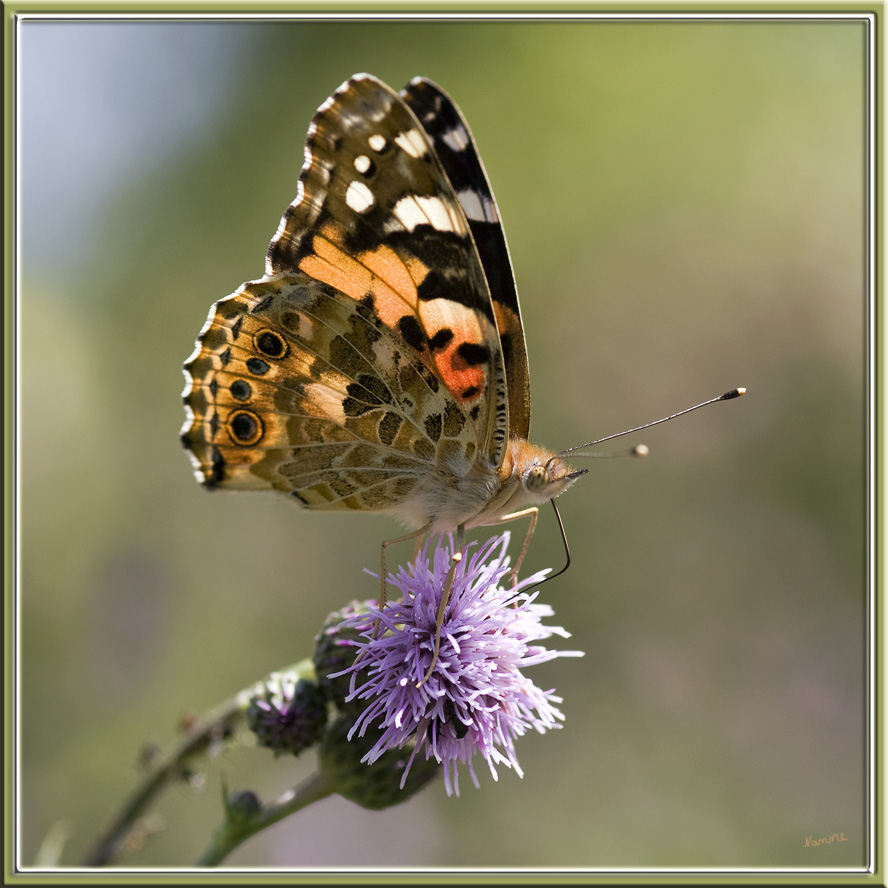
[183,73,712,681]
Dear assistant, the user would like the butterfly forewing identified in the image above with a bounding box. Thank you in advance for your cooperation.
[266,74,509,467]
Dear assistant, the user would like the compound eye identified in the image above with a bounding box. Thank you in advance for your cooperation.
[524,464,548,492]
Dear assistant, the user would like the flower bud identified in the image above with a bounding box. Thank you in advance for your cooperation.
[313,601,373,707]
[317,713,440,810]
[246,674,327,756]
[225,789,262,827]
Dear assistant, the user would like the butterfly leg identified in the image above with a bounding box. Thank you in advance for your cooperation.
[417,523,466,688]
[508,506,539,584]
[376,525,430,638]
[486,506,539,586]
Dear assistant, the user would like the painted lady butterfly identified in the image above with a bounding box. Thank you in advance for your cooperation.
[181,73,742,674]
[182,72,584,534]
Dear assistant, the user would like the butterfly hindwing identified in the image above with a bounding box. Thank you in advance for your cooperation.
[400,77,531,441]
[266,74,509,467]
[182,271,480,511]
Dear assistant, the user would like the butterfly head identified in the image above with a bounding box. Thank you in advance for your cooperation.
[502,440,587,514]
[525,458,588,497]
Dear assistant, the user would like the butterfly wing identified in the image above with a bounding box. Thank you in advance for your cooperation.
[400,77,531,441]
[266,74,509,467]
[182,74,510,517]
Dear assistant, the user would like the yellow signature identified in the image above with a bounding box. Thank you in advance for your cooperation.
[804,832,847,848]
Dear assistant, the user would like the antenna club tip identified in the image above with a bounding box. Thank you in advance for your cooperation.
[632,444,649,457]
[722,387,747,400]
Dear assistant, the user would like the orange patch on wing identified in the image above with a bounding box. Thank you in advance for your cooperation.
[405,256,430,287]
[301,235,421,335]
[492,302,521,340]
[299,237,372,301]
[436,331,488,404]
[417,305,492,403]
[357,245,418,305]
[368,277,414,329]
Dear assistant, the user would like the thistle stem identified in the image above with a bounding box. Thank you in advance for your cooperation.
[195,771,334,867]
[83,659,314,867]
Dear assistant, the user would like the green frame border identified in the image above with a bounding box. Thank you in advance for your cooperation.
[3,4,882,884]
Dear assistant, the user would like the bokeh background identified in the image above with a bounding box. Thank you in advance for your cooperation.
[17,16,869,870]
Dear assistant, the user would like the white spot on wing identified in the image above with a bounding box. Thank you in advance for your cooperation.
[442,124,470,152]
[394,128,427,159]
[457,188,498,223]
[392,195,427,231]
[345,180,375,213]
[382,215,404,235]
[392,194,464,233]
[354,154,371,174]
[368,133,387,153]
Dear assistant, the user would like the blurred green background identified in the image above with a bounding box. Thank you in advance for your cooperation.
[17,17,868,870]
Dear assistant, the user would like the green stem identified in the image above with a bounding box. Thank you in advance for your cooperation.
[83,659,315,867]
[196,771,334,867]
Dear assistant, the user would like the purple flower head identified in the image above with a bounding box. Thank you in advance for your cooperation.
[333,532,584,796]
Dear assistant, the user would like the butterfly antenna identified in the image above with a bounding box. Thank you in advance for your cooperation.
[560,387,746,457]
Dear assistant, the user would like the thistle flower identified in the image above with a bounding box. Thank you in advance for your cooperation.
[333,532,583,796]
